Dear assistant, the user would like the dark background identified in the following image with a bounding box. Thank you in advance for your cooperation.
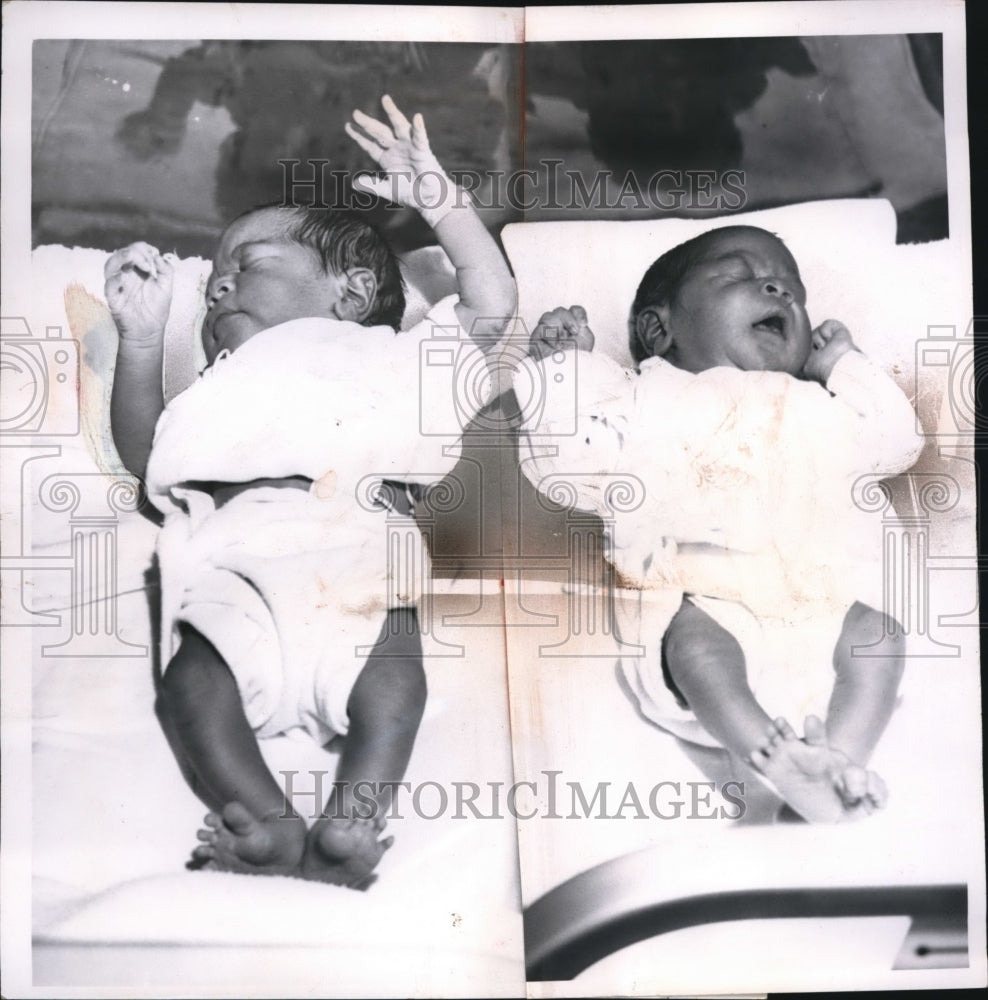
[33,32,948,256]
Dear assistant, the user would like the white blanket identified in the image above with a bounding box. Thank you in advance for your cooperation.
[147,297,479,513]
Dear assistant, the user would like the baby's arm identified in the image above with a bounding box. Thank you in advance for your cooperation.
[802,319,923,474]
[346,96,516,351]
[105,243,176,479]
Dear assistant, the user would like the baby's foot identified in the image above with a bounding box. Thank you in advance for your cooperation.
[747,716,850,823]
[835,762,888,818]
[803,715,888,818]
[299,814,393,889]
[189,801,306,876]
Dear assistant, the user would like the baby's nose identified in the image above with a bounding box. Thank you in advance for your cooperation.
[762,280,794,304]
[206,275,234,307]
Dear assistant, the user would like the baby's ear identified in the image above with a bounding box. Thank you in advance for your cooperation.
[634,306,672,358]
[335,268,379,323]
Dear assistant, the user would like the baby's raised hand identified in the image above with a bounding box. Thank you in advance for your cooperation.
[802,318,856,385]
[529,305,595,362]
[104,242,175,343]
[346,95,456,226]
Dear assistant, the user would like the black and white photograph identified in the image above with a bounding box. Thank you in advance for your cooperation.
[1,1,984,996]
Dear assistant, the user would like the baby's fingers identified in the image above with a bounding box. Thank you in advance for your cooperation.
[811,318,849,346]
[345,120,387,163]
[350,108,395,149]
[531,324,564,354]
[536,306,582,337]
[558,305,590,337]
[410,112,433,151]
[380,94,412,141]
[104,241,161,280]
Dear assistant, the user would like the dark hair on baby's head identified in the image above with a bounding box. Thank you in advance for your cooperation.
[286,207,406,329]
[629,229,721,365]
[242,205,406,329]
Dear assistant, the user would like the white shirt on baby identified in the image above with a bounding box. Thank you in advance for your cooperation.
[516,347,924,620]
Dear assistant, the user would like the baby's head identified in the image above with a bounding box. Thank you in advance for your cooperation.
[202,205,405,362]
[629,226,812,376]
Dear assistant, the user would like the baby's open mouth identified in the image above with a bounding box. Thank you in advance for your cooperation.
[753,313,786,336]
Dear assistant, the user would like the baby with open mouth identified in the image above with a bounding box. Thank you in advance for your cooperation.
[517,224,923,825]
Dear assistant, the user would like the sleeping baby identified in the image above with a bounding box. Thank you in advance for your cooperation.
[106,97,516,886]
[517,225,923,823]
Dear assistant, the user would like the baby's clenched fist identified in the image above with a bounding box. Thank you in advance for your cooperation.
[104,242,176,343]
[529,305,595,362]
[802,318,856,384]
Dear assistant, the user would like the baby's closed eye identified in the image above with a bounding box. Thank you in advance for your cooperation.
[713,257,753,281]
[238,248,277,269]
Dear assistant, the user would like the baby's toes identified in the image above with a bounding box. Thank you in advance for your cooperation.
[802,714,828,747]
[187,843,217,870]
[837,764,869,804]
[747,745,772,772]
[770,717,798,744]
[758,718,793,753]
[353,816,383,847]
[316,817,358,859]
[220,801,257,836]
[865,770,888,810]
[356,819,391,863]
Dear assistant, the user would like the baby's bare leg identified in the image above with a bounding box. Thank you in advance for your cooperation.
[663,598,774,758]
[301,608,426,888]
[809,602,902,814]
[160,623,306,875]
[826,602,904,766]
[666,600,854,822]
